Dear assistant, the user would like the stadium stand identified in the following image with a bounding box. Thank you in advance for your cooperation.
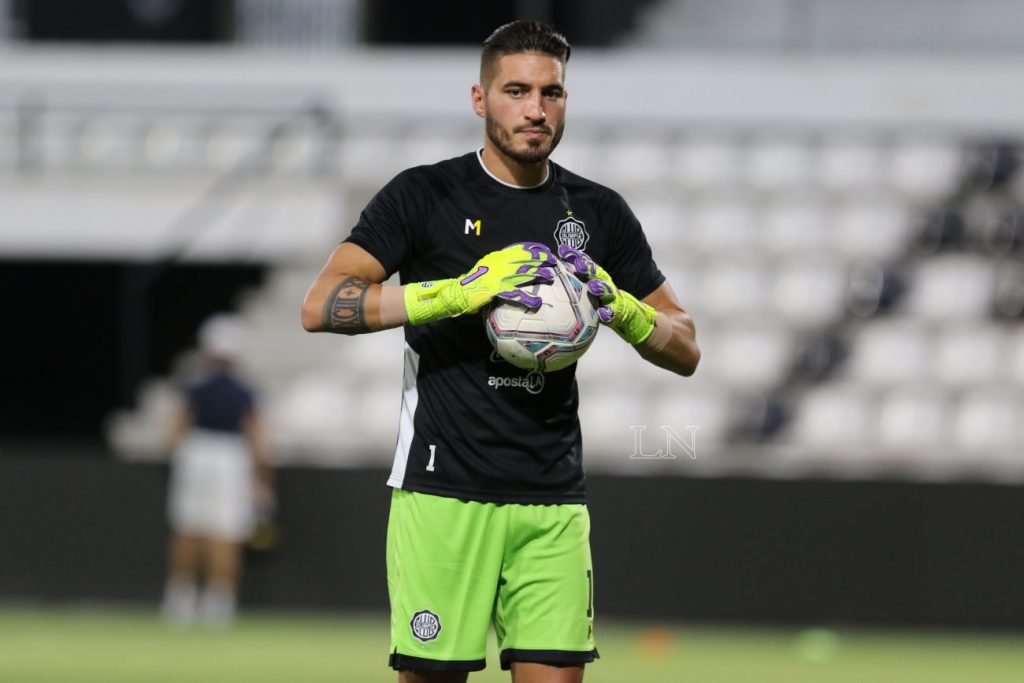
[2,40,1020,482]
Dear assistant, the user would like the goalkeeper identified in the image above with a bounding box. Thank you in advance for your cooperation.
[302,20,699,683]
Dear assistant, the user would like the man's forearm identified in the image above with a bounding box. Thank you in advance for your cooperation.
[636,310,700,376]
[302,277,408,334]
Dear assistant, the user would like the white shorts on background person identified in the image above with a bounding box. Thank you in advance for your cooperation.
[168,430,254,541]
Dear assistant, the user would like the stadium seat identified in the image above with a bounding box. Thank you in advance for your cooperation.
[1005,327,1024,384]
[951,387,1022,452]
[105,380,182,459]
[961,194,1024,256]
[697,257,772,320]
[760,195,830,256]
[687,195,758,255]
[816,136,886,194]
[994,259,1024,317]
[710,323,793,392]
[743,137,811,192]
[671,135,741,192]
[772,257,848,328]
[903,255,996,321]
[932,324,1006,388]
[338,132,403,186]
[268,374,352,460]
[888,137,964,201]
[875,385,950,452]
[833,196,913,260]
[844,320,931,386]
[785,383,875,449]
[578,391,654,470]
[631,199,685,248]
[600,138,672,188]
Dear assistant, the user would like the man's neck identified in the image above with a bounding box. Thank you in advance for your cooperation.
[479,142,548,188]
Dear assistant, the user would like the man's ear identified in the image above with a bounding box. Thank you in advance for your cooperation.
[471,84,485,119]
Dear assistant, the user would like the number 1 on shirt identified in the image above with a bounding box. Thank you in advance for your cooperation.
[426,444,436,472]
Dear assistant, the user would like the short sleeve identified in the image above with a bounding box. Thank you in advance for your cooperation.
[343,168,430,279]
[600,192,665,300]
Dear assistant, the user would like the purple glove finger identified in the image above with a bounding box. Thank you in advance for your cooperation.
[587,278,614,299]
[524,264,556,285]
[557,244,597,278]
[515,241,557,263]
[497,289,543,310]
[597,305,615,324]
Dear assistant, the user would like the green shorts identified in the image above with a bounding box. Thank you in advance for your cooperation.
[386,489,598,672]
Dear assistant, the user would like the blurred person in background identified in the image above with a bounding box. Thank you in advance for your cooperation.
[303,20,698,682]
[161,314,274,627]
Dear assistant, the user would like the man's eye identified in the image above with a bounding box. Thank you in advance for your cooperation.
[507,89,523,97]
[545,91,563,100]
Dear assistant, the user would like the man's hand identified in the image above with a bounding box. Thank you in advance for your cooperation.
[405,242,556,325]
[557,244,657,345]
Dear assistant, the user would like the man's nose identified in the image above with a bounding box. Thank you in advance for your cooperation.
[525,94,546,120]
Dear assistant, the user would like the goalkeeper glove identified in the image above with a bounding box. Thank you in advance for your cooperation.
[557,244,657,345]
[404,242,556,325]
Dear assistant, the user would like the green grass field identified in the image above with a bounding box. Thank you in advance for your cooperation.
[1,607,1022,683]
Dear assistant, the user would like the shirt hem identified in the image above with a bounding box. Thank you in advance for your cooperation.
[387,480,587,505]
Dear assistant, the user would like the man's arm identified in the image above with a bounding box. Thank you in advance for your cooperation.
[242,409,275,504]
[303,241,557,334]
[301,243,407,335]
[635,281,700,377]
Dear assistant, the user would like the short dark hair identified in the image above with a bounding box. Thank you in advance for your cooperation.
[480,21,571,86]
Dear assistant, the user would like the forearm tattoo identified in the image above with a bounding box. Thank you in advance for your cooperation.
[322,276,370,333]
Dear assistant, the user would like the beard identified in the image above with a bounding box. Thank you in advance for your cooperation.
[485,115,564,165]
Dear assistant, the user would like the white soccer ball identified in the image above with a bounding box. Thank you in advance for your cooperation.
[484,259,600,372]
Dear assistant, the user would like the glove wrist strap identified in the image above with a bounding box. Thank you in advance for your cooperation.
[639,311,672,351]
[404,279,456,325]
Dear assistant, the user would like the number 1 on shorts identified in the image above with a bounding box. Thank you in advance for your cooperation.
[426,444,436,472]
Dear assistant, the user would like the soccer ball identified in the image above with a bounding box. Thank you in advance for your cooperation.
[485,259,600,372]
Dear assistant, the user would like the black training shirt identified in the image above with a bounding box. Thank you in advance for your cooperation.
[345,150,663,504]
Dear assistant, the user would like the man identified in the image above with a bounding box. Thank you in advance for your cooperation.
[302,20,699,683]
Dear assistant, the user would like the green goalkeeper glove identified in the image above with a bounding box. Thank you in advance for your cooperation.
[557,244,658,345]
[404,242,556,325]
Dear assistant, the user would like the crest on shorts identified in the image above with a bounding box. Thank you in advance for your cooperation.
[410,610,441,642]
[554,215,590,251]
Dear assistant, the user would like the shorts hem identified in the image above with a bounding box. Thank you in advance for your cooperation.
[499,648,599,671]
[388,652,486,672]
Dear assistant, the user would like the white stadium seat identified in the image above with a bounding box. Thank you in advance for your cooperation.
[268,374,352,459]
[816,137,886,194]
[631,199,684,247]
[833,197,913,260]
[600,138,672,188]
[743,137,811,192]
[671,135,741,192]
[787,383,874,449]
[904,255,996,321]
[932,324,1006,388]
[760,195,831,256]
[709,324,793,392]
[951,387,1022,452]
[772,258,848,328]
[696,257,772,321]
[1008,327,1024,385]
[888,137,964,201]
[875,385,950,451]
[688,195,758,255]
[845,320,931,387]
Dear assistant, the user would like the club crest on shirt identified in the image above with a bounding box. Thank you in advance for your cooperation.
[554,215,590,251]
[410,610,442,642]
